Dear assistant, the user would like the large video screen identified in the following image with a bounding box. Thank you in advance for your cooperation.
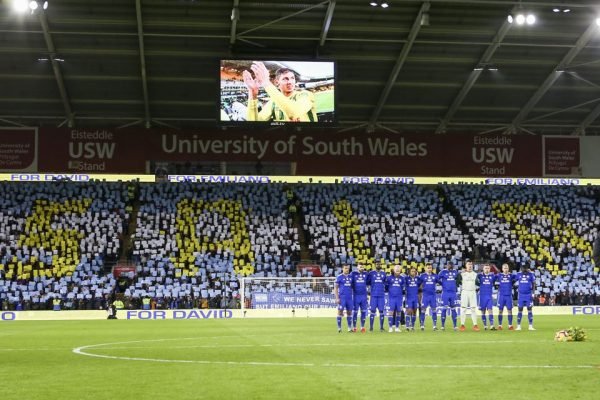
[219,60,336,126]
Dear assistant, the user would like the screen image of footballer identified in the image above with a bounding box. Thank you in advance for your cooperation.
[219,60,335,125]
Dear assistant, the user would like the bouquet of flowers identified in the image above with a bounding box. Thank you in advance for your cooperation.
[554,327,588,342]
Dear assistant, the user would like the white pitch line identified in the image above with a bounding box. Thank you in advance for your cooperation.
[93,340,521,350]
[71,338,598,369]
[0,348,57,351]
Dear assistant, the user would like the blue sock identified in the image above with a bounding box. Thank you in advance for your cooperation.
[379,313,384,329]
[347,316,353,329]
[370,312,375,329]
[360,311,366,328]
[412,315,417,328]
[451,309,457,327]
[352,310,358,327]
[337,316,342,330]
[489,313,494,326]
[498,313,503,325]
[441,309,447,327]
[419,311,425,327]
[482,314,487,327]
[396,314,400,328]
[508,314,513,325]
[431,312,437,327]
[528,311,533,325]
[517,311,523,325]
[388,315,395,329]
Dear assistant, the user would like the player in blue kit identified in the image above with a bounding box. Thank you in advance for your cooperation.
[496,263,515,330]
[334,264,354,333]
[351,264,369,333]
[405,267,420,331]
[419,263,439,330]
[367,263,387,332]
[438,262,459,331]
[477,264,496,330]
[515,266,536,331]
[386,265,405,333]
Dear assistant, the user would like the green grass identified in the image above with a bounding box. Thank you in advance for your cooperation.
[315,89,334,113]
[1,316,599,400]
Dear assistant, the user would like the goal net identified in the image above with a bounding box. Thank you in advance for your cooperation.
[241,277,337,310]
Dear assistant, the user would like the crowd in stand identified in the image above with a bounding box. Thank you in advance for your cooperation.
[296,184,471,276]
[0,181,598,310]
[443,184,600,301]
[126,182,300,309]
[0,181,132,310]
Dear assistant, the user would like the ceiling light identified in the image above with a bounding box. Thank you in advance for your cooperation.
[508,12,536,25]
[381,2,389,8]
[515,14,526,25]
[29,1,38,10]
[563,9,570,13]
[43,1,48,9]
[370,1,378,6]
[553,8,560,13]
[596,17,600,27]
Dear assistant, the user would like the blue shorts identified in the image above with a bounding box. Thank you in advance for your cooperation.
[405,297,419,310]
[442,292,458,307]
[338,296,353,312]
[421,294,437,310]
[497,295,513,310]
[388,296,403,312]
[518,295,533,308]
[354,294,368,312]
[370,295,385,312]
[479,295,493,310]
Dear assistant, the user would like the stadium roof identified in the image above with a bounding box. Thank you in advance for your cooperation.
[1,0,600,135]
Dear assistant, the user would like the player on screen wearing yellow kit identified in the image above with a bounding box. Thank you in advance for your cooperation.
[243,62,318,122]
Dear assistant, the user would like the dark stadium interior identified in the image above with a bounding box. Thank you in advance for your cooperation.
[1,0,600,134]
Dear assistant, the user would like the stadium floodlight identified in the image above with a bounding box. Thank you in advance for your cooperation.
[369,1,389,7]
[29,1,38,11]
[508,12,536,25]
[597,17,600,27]
[515,14,526,25]
[43,1,48,10]
[12,0,29,13]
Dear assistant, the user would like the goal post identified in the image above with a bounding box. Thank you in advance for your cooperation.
[241,277,337,312]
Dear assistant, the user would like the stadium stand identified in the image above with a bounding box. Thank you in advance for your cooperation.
[296,184,472,276]
[442,184,600,302]
[0,181,132,310]
[128,182,300,308]
[0,181,599,310]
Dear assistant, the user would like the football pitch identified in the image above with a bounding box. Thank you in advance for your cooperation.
[1,316,599,400]
[315,89,334,113]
